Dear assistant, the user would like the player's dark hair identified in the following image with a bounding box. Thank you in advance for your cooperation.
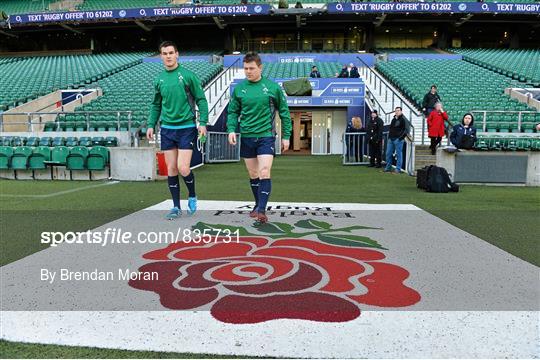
[243,52,262,66]
[395,106,403,111]
[159,41,178,53]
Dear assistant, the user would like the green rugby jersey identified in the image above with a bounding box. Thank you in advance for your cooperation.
[226,77,292,139]
[148,65,209,129]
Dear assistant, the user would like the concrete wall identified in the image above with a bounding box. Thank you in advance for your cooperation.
[3,89,101,132]
[110,147,156,181]
[505,88,540,111]
[437,149,540,186]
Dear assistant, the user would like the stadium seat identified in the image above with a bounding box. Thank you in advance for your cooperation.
[79,137,92,147]
[105,137,118,147]
[39,137,53,147]
[25,137,39,147]
[66,146,89,170]
[0,146,14,169]
[28,146,51,170]
[0,137,12,146]
[11,137,24,147]
[50,146,70,165]
[11,146,33,170]
[87,146,109,171]
[91,137,106,146]
[65,137,79,147]
[52,137,66,147]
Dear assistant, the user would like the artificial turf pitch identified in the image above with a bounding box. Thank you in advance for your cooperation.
[0,155,538,358]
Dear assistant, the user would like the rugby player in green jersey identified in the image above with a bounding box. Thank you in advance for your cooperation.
[227,52,292,224]
[147,41,209,220]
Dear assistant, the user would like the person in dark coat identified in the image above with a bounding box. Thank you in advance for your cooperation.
[309,66,321,78]
[422,85,441,116]
[450,113,477,149]
[384,107,410,174]
[349,63,360,78]
[338,64,349,78]
[365,110,384,167]
[427,102,449,155]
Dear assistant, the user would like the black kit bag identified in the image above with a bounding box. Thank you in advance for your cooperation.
[426,165,460,193]
[416,165,431,190]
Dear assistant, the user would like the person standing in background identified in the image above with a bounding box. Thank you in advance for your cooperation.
[427,102,449,155]
[422,85,441,116]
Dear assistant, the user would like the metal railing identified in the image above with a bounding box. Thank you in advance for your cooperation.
[204,58,242,105]
[0,110,133,133]
[205,132,240,163]
[356,56,426,144]
[343,131,415,175]
[470,110,539,132]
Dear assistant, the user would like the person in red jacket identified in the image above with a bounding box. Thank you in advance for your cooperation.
[427,102,449,155]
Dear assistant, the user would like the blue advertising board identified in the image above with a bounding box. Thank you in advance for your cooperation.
[10,4,271,25]
[327,1,540,14]
[224,53,375,68]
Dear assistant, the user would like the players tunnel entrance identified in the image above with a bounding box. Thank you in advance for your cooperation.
[276,110,347,155]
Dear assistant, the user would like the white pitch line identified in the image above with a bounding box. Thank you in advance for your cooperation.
[0,181,120,199]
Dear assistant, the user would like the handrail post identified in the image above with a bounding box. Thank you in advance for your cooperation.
[421,114,425,145]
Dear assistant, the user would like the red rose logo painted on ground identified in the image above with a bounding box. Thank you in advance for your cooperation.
[129,219,421,324]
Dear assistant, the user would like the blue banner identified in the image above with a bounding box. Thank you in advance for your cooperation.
[273,78,363,93]
[287,96,363,107]
[224,54,375,68]
[328,2,540,14]
[10,4,270,24]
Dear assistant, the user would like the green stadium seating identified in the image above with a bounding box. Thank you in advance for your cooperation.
[71,61,222,129]
[87,146,109,171]
[39,137,53,146]
[1,52,152,111]
[79,0,169,11]
[65,137,79,147]
[0,146,14,169]
[66,146,89,170]
[262,61,341,79]
[11,146,33,170]
[79,137,92,147]
[25,137,39,147]
[450,48,540,87]
[52,137,66,147]
[50,146,70,165]
[376,48,441,54]
[105,136,118,147]
[11,137,24,147]
[28,146,51,170]
[376,59,538,133]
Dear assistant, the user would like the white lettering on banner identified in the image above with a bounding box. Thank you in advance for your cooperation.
[43,13,64,21]
[516,4,540,11]
[496,4,514,11]
[518,4,539,11]
[429,3,452,11]
[194,6,218,14]
[369,3,395,11]
[65,12,84,20]
[171,7,193,15]
[351,3,368,11]
[28,14,42,22]
[395,3,419,11]
[153,8,169,15]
